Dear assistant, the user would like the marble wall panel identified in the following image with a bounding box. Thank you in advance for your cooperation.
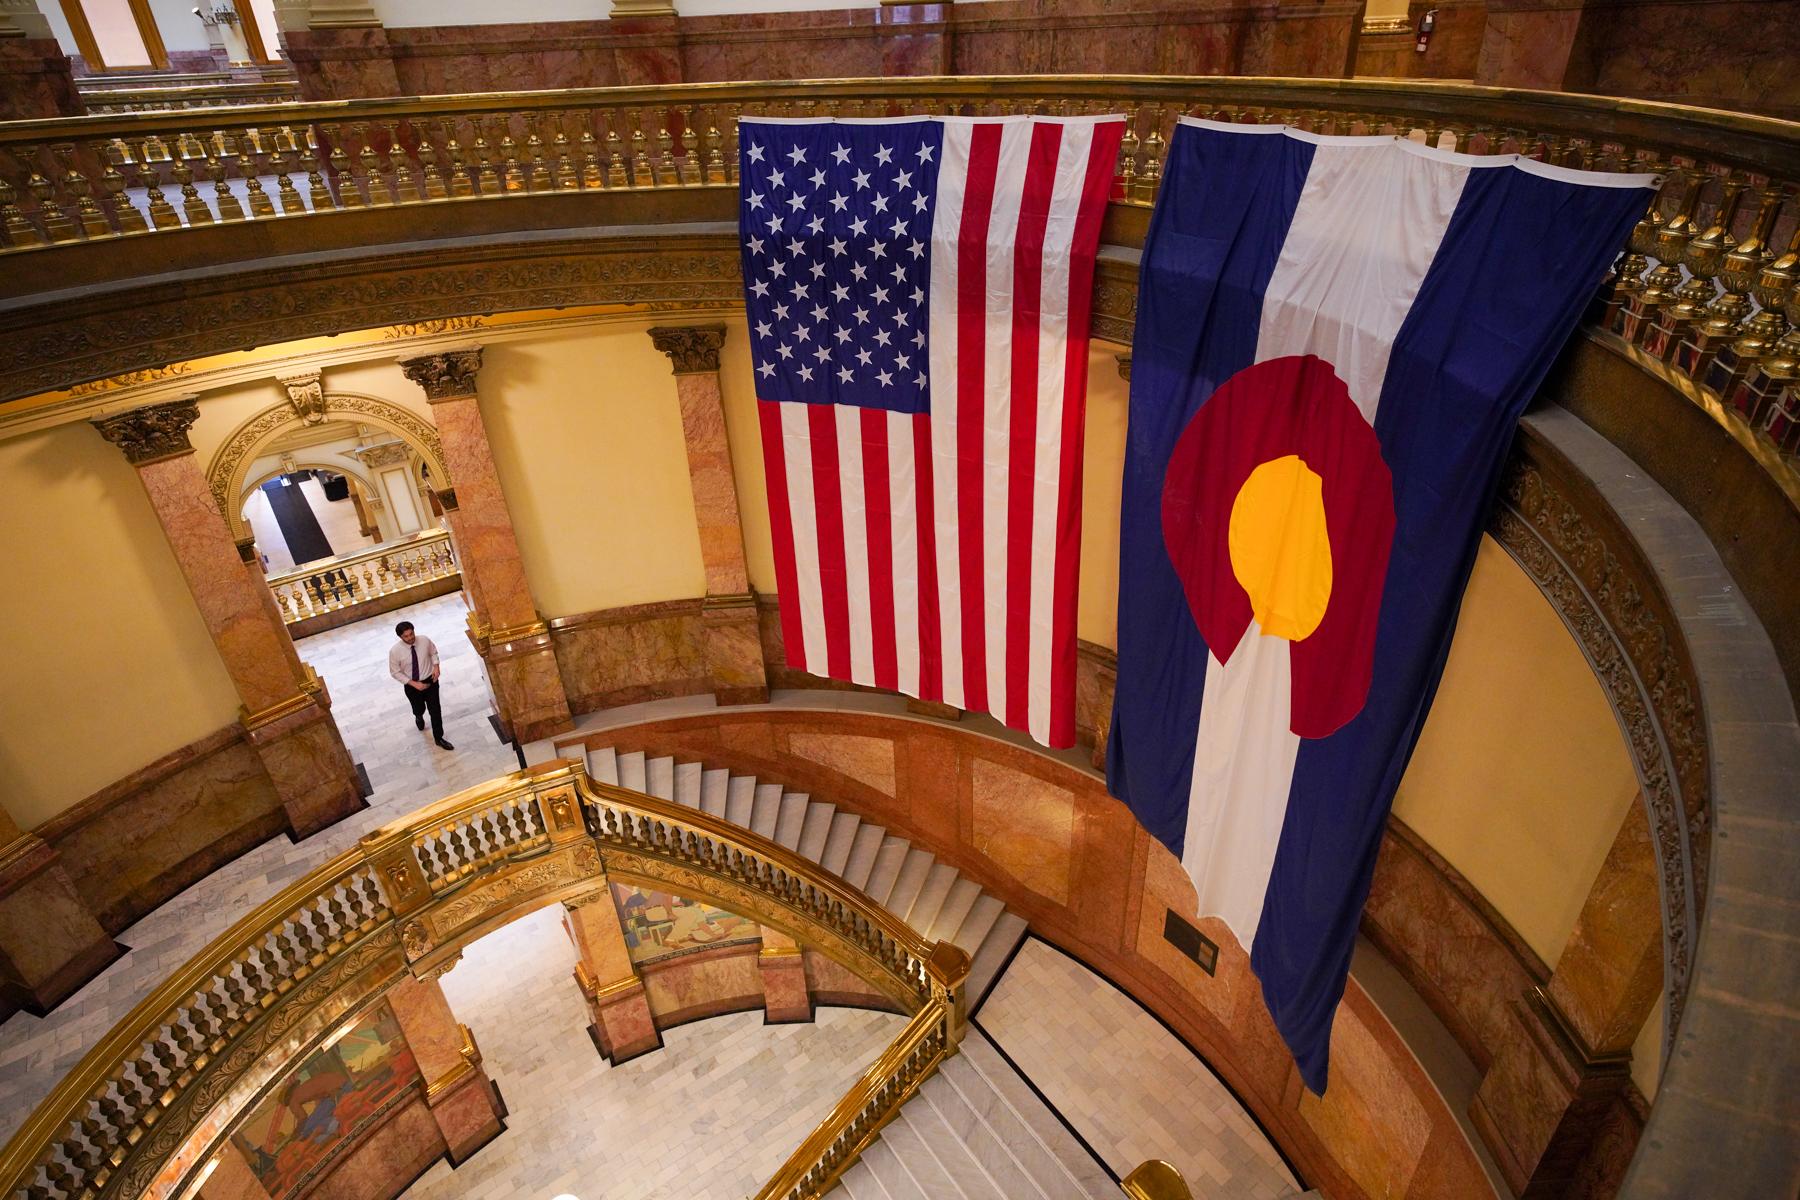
[384,23,626,96]
[550,599,711,713]
[1563,0,1800,119]
[950,0,1255,76]
[298,1093,446,1200]
[786,731,898,798]
[640,942,764,1028]
[803,948,901,1011]
[0,39,82,120]
[35,725,285,933]
[1296,993,1433,1198]
[281,28,405,101]
[680,9,880,83]
[971,758,1075,906]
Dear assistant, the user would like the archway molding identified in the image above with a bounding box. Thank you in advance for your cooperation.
[206,389,449,539]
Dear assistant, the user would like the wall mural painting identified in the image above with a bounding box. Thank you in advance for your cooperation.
[610,882,760,964]
[231,1004,421,1197]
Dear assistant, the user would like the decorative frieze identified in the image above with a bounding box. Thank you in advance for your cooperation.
[90,397,201,465]
[648,324,727,375]
[398,347,485,401]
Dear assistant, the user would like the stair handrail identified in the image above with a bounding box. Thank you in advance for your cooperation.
[1122,1159,1194,1200]
[0,759,959,1200]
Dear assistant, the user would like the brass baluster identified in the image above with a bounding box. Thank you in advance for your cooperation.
[629,108,655,188]
[418,120,452,200]
[549,112,579,190]
[0,170,45,248]
[725,114,740,184]
[704,109,726,185]
[329,122,363,208]
[387,121,421,203]
[19,142,79,242]
[133,135,183,231]
[1691,181,1779,379]
[676,105,701,186]
[1631,164,1702,347]
[207,132,246,222]
[605,111,629,188]
[1116,118,1139,201]
[302,126,337,211]
[1133,108,1163,205]
[237,129,275,217]
[525,113,554,192]
[497,118,526,192]
[54,143,112,239]
[576,112,605,189]
[268,128,305,215]
[472,117,502,196]
[169,135,213,227]
[656,119,680,187]
[358,123,394,205]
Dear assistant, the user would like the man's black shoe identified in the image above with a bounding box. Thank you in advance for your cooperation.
[434,738,455,751]
[415,715,425,730]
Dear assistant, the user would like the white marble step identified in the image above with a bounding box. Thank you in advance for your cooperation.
[700,768,730,817]
[724,775,757,827]
[585,746,618,786]
[922,1046,1092,1200]
[842,823,887,891]
[751,783,784,839]
[967,912,1029,1009]
[885,849,937,921]
[645,755,675,801]
[863,837,912,905]
[951,894,1006,959]
[898,1099,1011,1200]
[906,862,960,933]
[820,812,863,876]
[834,1158,888,1200]
[796,802,837,862]
[954,1032,1117,1199]
[617,749,647,793]
[929,878,983,946]
[880,1107,980,1198]
[673,760,702,808]
[774,792,810,849]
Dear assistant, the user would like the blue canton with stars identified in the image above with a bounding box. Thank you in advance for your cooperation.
[739,118,944,415]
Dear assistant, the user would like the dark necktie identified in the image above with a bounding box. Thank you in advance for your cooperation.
[411,645,420,681]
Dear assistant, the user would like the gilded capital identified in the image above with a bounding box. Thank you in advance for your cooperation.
[352,440,411,468]
[91,397,201,465]
[435,486,459,512]
[648,325,727,375]
[235,537,258,565]
[398,347,484,401]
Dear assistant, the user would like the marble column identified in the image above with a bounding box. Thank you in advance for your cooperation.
[384,973,507,1164]
[1471,798,1664,1197]
[0,803,121,1015]
[91,399,363,840]
[758,927,813,1024]
[648,325,770,705]
[398,349,573,743]
[563,885,661,1064]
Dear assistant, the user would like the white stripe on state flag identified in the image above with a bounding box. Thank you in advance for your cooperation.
[1183,139,1469,946]
[835,402,875,686]
[1025,120,1092,745]
[779,404,830,678]
[927,121,971,710]
[887,409,923,698]
[979,121,1031,722]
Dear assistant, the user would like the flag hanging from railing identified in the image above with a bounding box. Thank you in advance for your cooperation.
[740,114,1124,749]
[1107,119,1656,1092]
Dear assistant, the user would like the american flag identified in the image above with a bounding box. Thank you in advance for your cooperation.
[740,115,1123,748]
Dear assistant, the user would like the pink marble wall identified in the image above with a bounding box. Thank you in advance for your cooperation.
[0,38,83,120]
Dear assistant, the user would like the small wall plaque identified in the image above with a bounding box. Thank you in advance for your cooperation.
[1163,909,1218,975]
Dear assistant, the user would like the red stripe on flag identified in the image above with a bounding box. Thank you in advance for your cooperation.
[758,399,808,675]
[861,406,899,692]
[912,410,942,702]
[955,122,1003,714]
[1048,122,1124,747]
[807,402,853,682]
[1004,121,1063,732]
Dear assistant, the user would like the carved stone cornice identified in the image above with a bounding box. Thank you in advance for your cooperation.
[90,397,201,466]
[350,440,411,468]
[279,370,326,425]
[398,348,485,402]
[235,537,258,565]
[648,324,727,375]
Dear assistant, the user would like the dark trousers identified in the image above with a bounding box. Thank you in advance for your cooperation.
[405,680,444,739]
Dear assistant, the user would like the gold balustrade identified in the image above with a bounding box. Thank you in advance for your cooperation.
[0,760,968,1200]
[72,80,302,115]
[1,75,1794,475]
[1122,1160,1195,1200]
[264,526,457,625]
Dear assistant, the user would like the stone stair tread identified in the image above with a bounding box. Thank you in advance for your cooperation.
[929,878,983,945]
[724,775,757,827]
[821,812,863,876]
[863,837,912,905]
[954,1032,1118,1200]
[672,760,703,808]
[877,1109,966,1198]
[751,783,784,839]
[863,1140,920,1200]
[832,1158,889,1200]
[905,862,959,933]
[842,822,888,891]
[884,849,937,923]
[699,767,730,817]
[796,801,837,862]
[616,750,647,793]
[645,755,675,800]
[951,894,1006,956]
[967,912,1029,1010]
[899,1099,1011,1200]
[584,746,618,786]
[929,1054,1090,1200]
[774,792,810,849]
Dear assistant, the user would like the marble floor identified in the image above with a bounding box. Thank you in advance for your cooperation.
[409,906,905,1200]
[977,938,1302,1199]
[243,474,379,574]
[0,592,517,1143]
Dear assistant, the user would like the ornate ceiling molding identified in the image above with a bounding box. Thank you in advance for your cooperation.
[206,390,448,538]
[1489,429,1708,1059]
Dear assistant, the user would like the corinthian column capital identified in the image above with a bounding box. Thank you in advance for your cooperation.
[398,347,485,402]
[90,397,202,465]
[648,325,727,375]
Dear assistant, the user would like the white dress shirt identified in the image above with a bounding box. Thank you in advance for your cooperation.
[388,635,441,686]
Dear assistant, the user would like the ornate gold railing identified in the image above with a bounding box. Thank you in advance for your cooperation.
[0,760,966,1200]
[1,76,1794,474]
[1122,1160,1194,1200]
[263,526,458,625]
[73,79,302,115]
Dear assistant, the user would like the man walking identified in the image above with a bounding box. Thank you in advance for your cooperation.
[389,621,454,750]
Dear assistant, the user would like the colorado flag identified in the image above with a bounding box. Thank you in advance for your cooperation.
[1107,120,1655,1092]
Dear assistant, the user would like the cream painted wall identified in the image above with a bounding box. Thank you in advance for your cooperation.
[477,324,706,616]
[1078,344,1128,650]
[1393,537,1641,968]
[0,423,242,829]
